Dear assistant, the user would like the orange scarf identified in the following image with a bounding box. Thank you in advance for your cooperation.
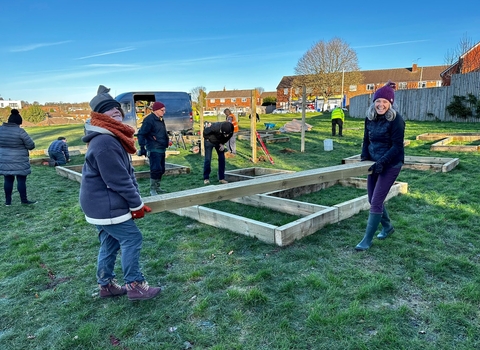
[90,112,137,154]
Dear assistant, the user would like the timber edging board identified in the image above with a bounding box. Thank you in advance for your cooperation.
[54,162,190,184]
[169,177,407,246]
[342,154,459,173]
[416,133,480,152]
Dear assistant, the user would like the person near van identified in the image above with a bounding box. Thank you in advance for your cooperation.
[137,102,169,196]
[223,108,238,158]
[0,109,37,206]
[81,85,161,300]
[46,136,70,166]
[355,81,405,251]
[202,121,234,185]
[331,107,345,137]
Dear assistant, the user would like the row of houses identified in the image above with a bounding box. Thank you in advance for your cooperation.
[0,99,22,109]
[205,41,480,114]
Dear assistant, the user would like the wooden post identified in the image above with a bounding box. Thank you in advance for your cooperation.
[200,110,205,156]
[250,89,257,162]
[301,85,306,152]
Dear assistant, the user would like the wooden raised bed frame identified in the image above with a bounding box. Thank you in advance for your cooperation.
[54,160,408,246]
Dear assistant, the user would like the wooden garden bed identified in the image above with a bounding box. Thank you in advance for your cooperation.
[342,154,459,173]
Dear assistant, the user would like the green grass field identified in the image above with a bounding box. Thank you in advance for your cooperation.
[1,112,479,349]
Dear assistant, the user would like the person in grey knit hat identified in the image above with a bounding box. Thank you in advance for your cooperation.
[89,85,122,113]
[80,85,161,300]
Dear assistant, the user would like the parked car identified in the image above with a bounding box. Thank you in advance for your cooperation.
[272,108,288,114]
[298,108,316,113]
[203,111,216,117]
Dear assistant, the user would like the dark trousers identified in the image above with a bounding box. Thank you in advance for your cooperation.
[49,151,67,166]
[203,140,226,181]
[331,119,343,136]
[148,151,166,180]
[367,166,402,214]
[4,174,28,203]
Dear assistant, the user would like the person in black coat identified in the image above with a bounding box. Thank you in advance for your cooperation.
[356,81,405,251]
[137,101,170,195]
[202,121,233,185]
[0,109,36,205]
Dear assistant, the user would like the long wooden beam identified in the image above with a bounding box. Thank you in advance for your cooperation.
[143,162,373,212]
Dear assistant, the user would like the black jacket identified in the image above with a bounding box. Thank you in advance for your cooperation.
[361,113,405,168]
[137,113,169,150]
[203,122,233,145]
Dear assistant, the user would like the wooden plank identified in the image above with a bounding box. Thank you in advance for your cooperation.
[169,206,277,244]
[335,181,407,221]
[229,194,328,216]
[335,195,370,221]
[342,154,459,172]
[275,207,338,246]
[264,181,339,199]
[443,158,459,172]
[265,137,290,143]
[55,166,82,184]
[430,145,479,152]
[338,177,368,189]
[417,132,480,141]
[143,162,373,212]
[134,165,190,179]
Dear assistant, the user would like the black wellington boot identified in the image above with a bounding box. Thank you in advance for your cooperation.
[355,213,382,251]
[377,207,395,239]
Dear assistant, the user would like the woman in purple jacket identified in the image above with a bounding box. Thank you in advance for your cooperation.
[356,81,405,251]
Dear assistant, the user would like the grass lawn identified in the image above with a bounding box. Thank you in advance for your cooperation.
[1,112,479,349]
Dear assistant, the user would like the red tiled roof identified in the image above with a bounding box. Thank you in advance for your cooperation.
[206,89,253,98]
[277,65,449,89]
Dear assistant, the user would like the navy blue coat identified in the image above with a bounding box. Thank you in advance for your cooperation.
[361,113,405,168]
[79,124,143,225]
[137,113,169,151]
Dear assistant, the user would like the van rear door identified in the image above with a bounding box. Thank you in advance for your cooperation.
[115,91,193,133]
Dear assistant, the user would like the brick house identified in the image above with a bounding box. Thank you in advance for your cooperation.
[259,91,277,104]
[276,64,448,110]
[205,89,254,115]
[441,41,480,86]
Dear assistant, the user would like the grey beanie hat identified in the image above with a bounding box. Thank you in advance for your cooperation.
[89,85,121,113]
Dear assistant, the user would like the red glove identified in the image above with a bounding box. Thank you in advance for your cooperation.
[131,205,151,220]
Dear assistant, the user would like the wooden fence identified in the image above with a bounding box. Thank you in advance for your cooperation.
[349,72,480,122]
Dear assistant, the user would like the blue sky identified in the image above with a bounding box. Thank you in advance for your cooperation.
[1,0,479,104]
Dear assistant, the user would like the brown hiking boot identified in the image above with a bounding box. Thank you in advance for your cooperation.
[219,179,228,184]
[99,280,127,298]
[126,281,161,301]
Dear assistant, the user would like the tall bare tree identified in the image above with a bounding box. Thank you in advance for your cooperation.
[444,33,474,65]
[190,86,207,105]
[294,37,362,105]
[255,87,264,95]
[190,86,207,116]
